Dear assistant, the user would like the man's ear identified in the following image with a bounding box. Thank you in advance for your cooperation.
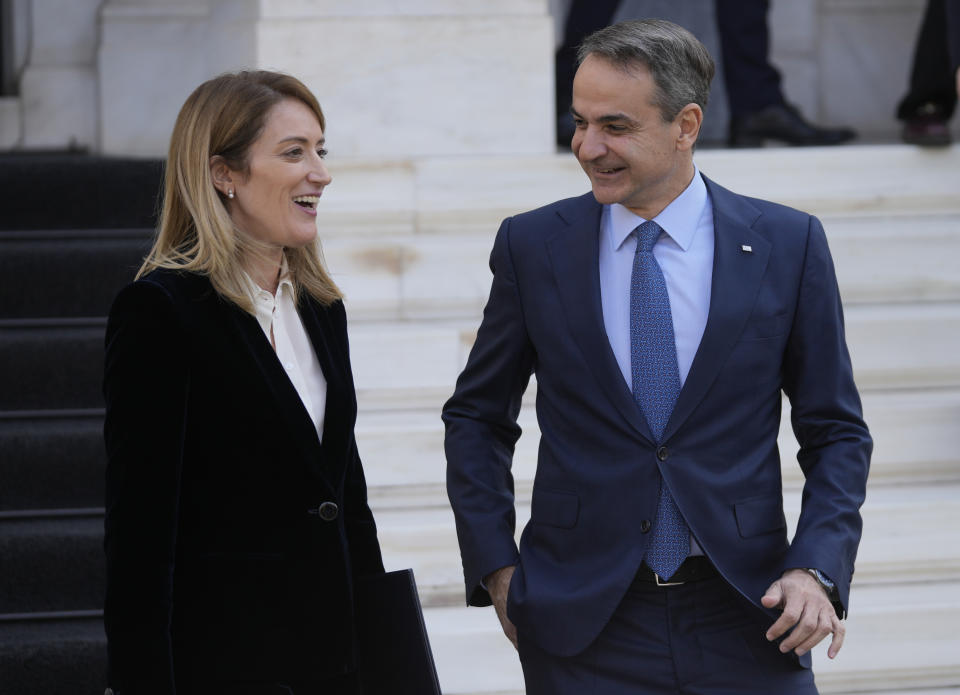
[675,103,703,151]
[209,155,235,196]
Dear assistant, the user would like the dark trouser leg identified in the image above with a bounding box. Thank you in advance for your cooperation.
[555,0,621,146]
[897,0,957,120]
[518,574,818,695]
[714,0,783,117]
[715,0,855,146]
[948,0,960,74]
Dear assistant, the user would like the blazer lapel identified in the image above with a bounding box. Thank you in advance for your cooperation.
[662,178,771,441]
[546,194,656,445]
[225,300,338,495]
[298,297,353,488]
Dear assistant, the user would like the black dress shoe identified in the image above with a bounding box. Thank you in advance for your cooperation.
[729,102,856,147]
[901,103,952,146]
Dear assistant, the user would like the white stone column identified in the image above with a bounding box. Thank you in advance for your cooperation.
[255,0,555,159]
[98,0,214,156]
[18,0,101,150]
[97,0,555,159]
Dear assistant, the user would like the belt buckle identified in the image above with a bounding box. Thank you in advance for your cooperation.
[654,572,685,587]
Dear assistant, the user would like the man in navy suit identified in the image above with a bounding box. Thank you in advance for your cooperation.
[443,19,871,694]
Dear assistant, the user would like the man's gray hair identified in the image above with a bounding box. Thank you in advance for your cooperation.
[576,19,716,122]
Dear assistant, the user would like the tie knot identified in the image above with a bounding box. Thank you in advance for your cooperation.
[636,220,662,254]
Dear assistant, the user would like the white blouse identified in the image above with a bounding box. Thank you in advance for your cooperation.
[243,261,327,439]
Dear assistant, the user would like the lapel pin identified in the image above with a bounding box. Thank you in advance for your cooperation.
[740,244,753,253]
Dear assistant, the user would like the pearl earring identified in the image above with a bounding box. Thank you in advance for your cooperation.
[227,189,234,199]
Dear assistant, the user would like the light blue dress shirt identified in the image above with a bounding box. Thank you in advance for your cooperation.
[599,168,714,391]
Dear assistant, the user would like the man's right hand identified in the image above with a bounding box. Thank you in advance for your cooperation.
[485,565,518,650]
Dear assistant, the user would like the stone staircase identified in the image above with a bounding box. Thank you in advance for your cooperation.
[0,145,957,693]
[319,145,960,695]
[0,155,159,694]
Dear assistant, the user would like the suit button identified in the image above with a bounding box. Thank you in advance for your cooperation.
[657,446,669,461]
[640,520,651,533]
[309,502,339,521]
[319,502,339,521]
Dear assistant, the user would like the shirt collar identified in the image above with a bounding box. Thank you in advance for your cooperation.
[607,167,708,252]
[242,255,292,299]
[277,257,294,297]
[242,255,293,335]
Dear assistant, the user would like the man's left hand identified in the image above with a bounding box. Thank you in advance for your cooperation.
[761,568,845,658]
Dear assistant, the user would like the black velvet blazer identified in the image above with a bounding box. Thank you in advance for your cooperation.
[102,268,384,694]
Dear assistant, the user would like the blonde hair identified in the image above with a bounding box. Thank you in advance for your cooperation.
[138,70,342,311]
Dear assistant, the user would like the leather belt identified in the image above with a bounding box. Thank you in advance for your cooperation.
[635,556,718,586]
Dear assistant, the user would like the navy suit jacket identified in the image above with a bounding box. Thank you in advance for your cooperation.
[443,175,871,658]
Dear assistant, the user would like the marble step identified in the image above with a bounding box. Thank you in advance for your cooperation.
[346,302,960,412]
[778,389,960,486]
[373,481,960,610]
[0,514,104,614]
[0,155,162,232]
[357,388,960,507]
[0,375,947,512]
[328,211,960,321]
[420,579,960,695]
[788,579,960,694]
[825,213,960,306]
[843,303,960,391]
[0,229,149,319]
[0,320,105,411]
[316,145,960,241]
[4,299,954,414]
[3,324,947,511]
[0,615,106,695]
[0,411,105,511]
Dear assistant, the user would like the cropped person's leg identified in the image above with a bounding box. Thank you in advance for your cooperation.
[897,0,956,145]
[555,0,621,146]
[716,0,855,146]
[715,0,782,117]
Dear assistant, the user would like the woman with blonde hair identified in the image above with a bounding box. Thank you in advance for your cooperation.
[103,70,384,694]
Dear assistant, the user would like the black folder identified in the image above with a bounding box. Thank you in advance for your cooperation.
[356,568,442,694]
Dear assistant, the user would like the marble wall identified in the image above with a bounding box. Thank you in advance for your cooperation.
[94,0,555,158]
[0,0,952,154]
[14,0,101,150]
[255,9,554,159]
[98,1,221,156]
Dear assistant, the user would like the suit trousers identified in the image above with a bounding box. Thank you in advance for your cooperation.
[518,573,818,695]
[715,0,785,116]
[896,0,960,120]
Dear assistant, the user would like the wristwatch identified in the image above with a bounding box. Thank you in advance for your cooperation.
[805,568,836,596]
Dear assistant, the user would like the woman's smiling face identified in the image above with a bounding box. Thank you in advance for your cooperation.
[225,97,332,252]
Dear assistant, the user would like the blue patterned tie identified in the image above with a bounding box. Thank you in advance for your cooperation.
[630,220,689,580]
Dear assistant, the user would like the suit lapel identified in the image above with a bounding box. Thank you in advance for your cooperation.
[298,297,353,488]
[225,298,338,495]
[546,194,656,444]
[662,178,771,441]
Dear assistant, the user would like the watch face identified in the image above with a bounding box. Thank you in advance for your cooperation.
[808,568,835,590]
